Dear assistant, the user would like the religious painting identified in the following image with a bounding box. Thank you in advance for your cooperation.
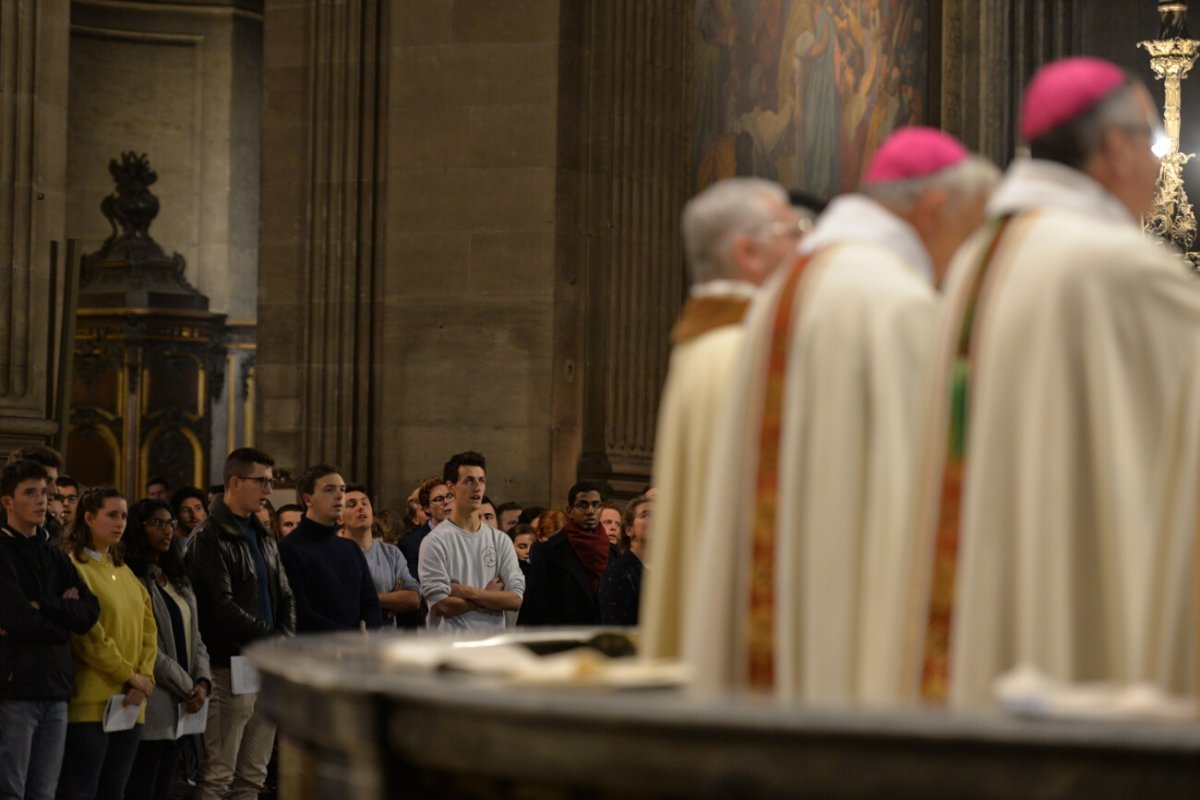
[693,0,931,198]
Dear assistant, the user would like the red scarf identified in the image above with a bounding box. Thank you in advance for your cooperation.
[563,518,610,592]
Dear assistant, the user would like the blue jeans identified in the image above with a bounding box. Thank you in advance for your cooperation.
[0,700,68,800]
[55,722,142,800]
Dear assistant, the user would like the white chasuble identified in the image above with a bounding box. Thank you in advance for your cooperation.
[683,196,939,704]
[640,285,753,662]
[905,159,1200,710]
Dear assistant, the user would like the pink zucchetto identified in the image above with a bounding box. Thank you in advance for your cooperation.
[863,127,969,184]
[1020,57,1127,141]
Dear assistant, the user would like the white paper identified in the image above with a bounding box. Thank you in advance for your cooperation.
[102,694,141,732]
[230,656,260,695]
[175,697,209,738]
[994,665,1197,721]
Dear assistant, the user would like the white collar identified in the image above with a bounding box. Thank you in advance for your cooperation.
[800,194,933,282]
[988,158,1137,226]
[83,547,107,562]
[689,279,758,300]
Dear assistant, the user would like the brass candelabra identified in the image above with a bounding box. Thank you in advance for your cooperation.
[1140,1,1200,269]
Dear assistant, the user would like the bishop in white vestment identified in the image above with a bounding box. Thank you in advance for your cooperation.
[904,58,1200,711]
[641,178,807,662]
[683,128,996,704]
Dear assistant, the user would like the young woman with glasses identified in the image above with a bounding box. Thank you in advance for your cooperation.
[121,499,212,800]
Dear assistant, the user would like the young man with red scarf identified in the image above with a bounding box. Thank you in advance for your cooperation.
[518,481,617,626]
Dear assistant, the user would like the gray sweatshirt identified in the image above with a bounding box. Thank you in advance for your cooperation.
[418,520,525,631]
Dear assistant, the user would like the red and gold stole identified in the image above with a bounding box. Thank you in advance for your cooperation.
[746,250,819,690]
[920,216,1015,701]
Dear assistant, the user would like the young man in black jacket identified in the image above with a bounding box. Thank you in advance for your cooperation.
[189,448,295,800]
[0,459,99,800]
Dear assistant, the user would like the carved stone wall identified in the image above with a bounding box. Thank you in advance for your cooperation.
[380,1,566,507]
[263,1,572,506]
[936,0,1083,165]
[567,1,692,500]
[0,0,69,453]
[259,1,691,509]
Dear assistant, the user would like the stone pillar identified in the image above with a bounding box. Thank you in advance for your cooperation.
[567,0,692,500]
[300,0,385,485]
[0,0,69,453]
[259,0,387,486]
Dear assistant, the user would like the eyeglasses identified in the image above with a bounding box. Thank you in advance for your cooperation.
[146,518,178,530]
[237,475,276,489]
[572,500,604,511]
[756,217,813,241]
[429,493,453,504]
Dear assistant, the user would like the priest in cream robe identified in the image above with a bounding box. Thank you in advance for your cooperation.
[683,128,997,704]
[904,57,1200,712]
[640,178,811,662]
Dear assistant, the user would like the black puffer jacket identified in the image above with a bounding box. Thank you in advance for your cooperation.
[0,527,100,701]
[189,499,295,667]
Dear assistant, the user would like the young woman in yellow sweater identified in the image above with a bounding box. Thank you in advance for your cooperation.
[58,488,157,800]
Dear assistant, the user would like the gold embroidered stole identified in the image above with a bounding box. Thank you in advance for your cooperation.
[920,216,1015,701]
[746,251,818,690]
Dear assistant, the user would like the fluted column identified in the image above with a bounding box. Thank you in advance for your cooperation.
[938,0,1083,165]
[563,0,692,498]
[0,0,69,451]
[260,0,387,484]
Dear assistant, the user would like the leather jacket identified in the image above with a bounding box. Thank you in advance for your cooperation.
[188,498,295,667]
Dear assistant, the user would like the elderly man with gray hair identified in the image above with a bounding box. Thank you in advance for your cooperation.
[683,127,999,706]
[640,177,813,662]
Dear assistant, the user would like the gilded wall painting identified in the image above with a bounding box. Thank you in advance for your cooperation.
[694,0,930,197]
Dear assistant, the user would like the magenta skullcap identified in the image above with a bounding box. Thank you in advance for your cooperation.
[863,127,969,184]
[1020,57,1127,141]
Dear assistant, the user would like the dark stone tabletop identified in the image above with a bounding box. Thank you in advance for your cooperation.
[250,629,1200,800]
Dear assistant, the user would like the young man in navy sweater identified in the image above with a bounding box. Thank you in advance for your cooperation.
[278,465,381,632]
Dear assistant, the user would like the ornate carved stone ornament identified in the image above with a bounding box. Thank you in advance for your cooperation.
[100,152,162,250]
[82,151,199,295]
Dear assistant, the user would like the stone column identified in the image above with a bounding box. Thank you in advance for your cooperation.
[259,0,387,486]
[0,0,69,453]
[564,0,692,499]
